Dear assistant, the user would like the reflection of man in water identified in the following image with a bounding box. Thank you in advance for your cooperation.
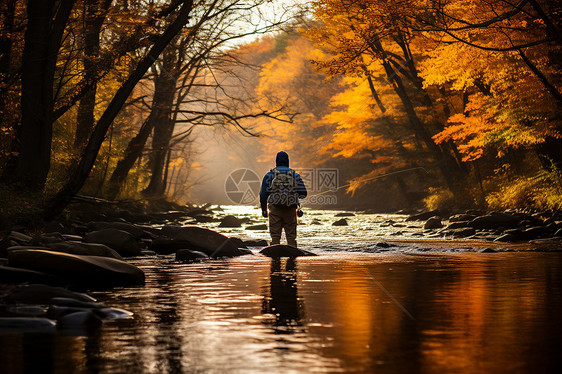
[262,258,305,333]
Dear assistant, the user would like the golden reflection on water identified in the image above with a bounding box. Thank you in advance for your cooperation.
[1,252,561,373]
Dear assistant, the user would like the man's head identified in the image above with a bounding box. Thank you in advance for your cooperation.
[276,151,289,167]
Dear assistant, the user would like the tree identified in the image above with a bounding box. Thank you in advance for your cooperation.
[105,0,289,199]
[15,0,75,189]
[305,0,468,198]
[43,0,196,219]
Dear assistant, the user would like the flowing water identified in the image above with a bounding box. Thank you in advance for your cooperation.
[1,206,562,373]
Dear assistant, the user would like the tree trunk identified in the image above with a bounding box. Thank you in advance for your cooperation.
[142,49,178,197]
[43,0,194,220]
[368,35,463,192]
[75,0,112,148]
[143,114,176,197]
[15,0,74,189]
[106,62,177,199]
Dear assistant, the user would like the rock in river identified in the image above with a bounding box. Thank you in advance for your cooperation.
[87,221,147,240]
[332,219,348,226]
[260,244,316,258]
[5,284,96,304]
[0,317,56,332]
[219,215,243,227]
[424,216,443,229]
[469,212,523,230]
[0,265,62,285]
[84,228,141,256]
[175,249,209,263]
[8,249,145,288]
[160,226,244,258]
[246,224,268,230]
[20,241,124,259]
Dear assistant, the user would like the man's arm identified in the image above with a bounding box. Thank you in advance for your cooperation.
[259,173,272,213]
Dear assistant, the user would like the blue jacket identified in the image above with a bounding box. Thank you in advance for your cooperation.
[259,151,307,211]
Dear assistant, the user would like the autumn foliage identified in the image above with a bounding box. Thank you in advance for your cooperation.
[0,0,560,217]
[249,0,561,211]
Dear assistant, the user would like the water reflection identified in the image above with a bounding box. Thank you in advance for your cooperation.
[261,258,305,335]
[2,252,562,373]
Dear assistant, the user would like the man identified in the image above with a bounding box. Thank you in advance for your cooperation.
[259,151,307,247]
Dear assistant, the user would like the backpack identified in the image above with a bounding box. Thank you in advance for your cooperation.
[267,168,299,207]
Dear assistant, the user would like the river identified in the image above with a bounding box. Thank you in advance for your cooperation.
[1,206,561,373]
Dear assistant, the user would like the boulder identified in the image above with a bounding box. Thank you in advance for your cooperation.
[228,237,248,249]
[0,317,57,332]
[522,226,550,239]
[469,212,523,230]
[194,215,215,223]
[34,232,64,244]
[424,217,443,229]
[51,297,104,309]
[185,208,213,217]
[332,219,348,226]
[46,299,132,320]
[175,249,209,263]
[246,224,267,230]
[243,239,268,247]
[8,250,145,288]
[449,227,476,238]
[219,215,243,227]
[8,231,32,245]
[47,305,98,319]
[481,248,497,253]
[159,226,244,258]
[406,210,441,222]
[148,237,194,255]
[4,305,48,317]
[97,307,133,320]
[335,212,355,217]
[84,228,141,256]
[260,244,316,258]
[44,241,123,259]
[497,226,550,242]
[449,214,477,222]
[238,248,253,255]
[445,221,472,230]
[5,284,96,305]
[0,265,62,285]
[87,221,146,240]
[57,310,103,329]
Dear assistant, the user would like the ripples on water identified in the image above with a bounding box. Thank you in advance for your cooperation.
[1,207,561,373]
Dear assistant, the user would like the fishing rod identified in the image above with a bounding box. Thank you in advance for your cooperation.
[304,166,430,199]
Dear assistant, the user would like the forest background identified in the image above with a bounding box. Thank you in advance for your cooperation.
[0,0,560,224]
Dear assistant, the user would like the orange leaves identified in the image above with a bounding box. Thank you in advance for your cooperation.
[433,91,557,162]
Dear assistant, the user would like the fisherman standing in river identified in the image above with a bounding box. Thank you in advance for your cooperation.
[260,151,307,248]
